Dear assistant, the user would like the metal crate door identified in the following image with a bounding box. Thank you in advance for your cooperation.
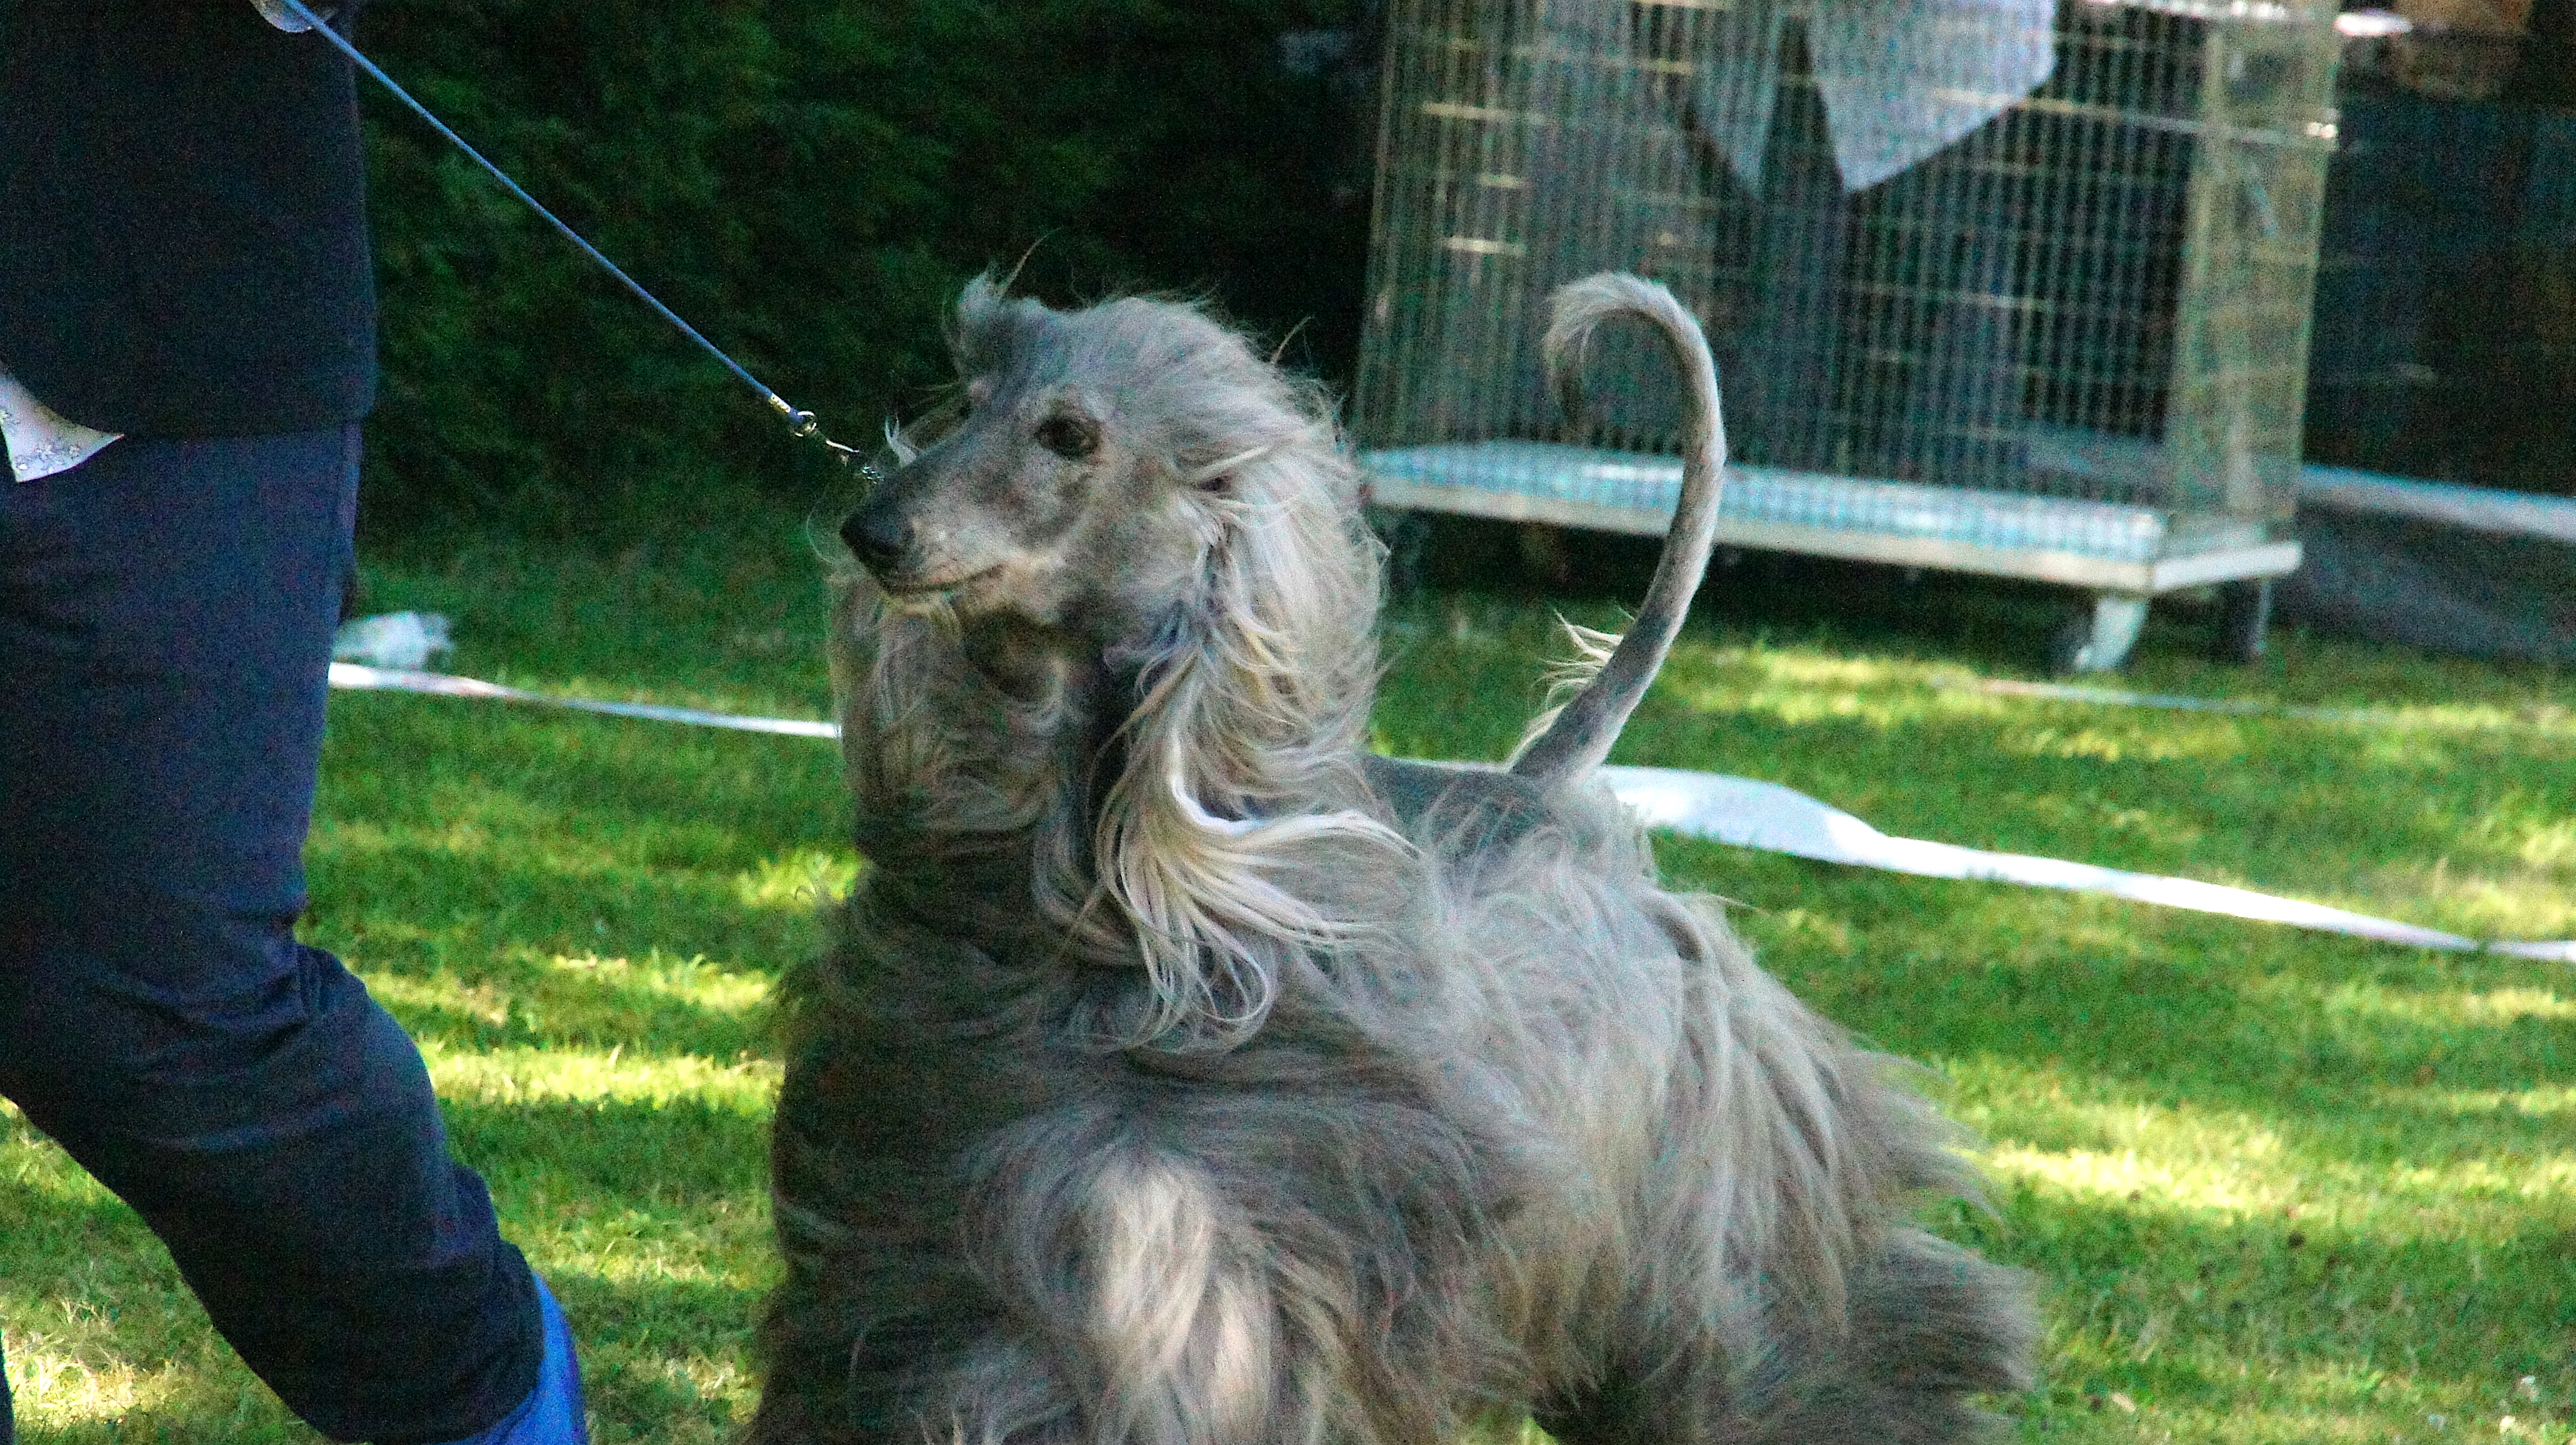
[2164,4,2343,531]
[1355,0,1721,456]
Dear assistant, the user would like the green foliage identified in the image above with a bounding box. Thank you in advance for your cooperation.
[357,0,1371,539]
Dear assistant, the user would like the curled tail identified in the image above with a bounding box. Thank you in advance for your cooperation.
[1508,273,1727,790]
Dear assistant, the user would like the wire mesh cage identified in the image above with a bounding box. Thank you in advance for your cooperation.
[1354,0,2343,667]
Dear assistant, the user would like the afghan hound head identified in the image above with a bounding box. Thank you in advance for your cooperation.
[834,277,1401,1047]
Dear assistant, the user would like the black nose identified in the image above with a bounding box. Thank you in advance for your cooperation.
[840,505,913,573]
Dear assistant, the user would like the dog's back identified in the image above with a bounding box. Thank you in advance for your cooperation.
[1357,752,2036,1445]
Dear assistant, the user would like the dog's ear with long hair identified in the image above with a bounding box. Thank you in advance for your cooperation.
[950,273,1043,377]
[1084,342,1407,1049]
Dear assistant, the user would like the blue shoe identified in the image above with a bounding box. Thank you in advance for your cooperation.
[438,1276,588,1445]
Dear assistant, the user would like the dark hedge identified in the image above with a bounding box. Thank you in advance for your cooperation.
[355,0,1373,539]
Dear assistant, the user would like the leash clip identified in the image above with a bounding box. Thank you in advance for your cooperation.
[768,395,881,480]
[773,398,821,438]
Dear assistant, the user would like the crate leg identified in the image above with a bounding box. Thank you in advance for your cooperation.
[2214,578,2273,665]
[1515,522,1573,588]
[1370,507,1432,597]
[2048,592,2150,675]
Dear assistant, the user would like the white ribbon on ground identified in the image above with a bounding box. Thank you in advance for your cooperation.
[328,662,840,738]
[326,662,2575,962]
[1599,766,2574,961]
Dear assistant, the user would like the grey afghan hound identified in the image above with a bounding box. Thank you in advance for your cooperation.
[754,272,2035,1445]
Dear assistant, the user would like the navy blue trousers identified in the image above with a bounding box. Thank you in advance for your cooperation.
[0,429,540,1443]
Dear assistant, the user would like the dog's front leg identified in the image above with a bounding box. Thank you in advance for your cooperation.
[753,1018,1051,1445]
[956,1124,1330,1445]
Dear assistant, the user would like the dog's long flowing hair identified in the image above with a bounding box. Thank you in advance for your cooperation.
[760,274,2034,1445]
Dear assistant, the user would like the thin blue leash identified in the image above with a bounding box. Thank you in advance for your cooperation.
[279,0,875,474]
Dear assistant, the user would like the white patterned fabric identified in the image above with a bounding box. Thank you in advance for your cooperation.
[1689,0,2059,194]
[1,369,119,482]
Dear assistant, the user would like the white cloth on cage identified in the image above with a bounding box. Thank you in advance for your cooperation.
[1692,0,2058,194]
[0,369,118,482]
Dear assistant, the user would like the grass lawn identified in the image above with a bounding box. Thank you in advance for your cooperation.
[4,509,2571,1443]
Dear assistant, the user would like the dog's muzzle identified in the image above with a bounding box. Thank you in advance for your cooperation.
[840,502,916,576]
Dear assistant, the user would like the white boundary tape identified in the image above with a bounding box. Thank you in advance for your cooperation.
[329,662,839,737]
[1602,767,2572,961]
[328,662,2575,962]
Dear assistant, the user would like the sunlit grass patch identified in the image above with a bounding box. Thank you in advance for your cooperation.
[421,1035,780,1111]
[734,849,862,912]
[0,1333,186,1433]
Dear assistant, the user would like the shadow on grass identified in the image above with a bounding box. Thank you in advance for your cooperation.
[352,525,846,723]
[444,1095,770,1215]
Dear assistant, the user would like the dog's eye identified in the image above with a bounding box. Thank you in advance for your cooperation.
[1036,415,1101,461]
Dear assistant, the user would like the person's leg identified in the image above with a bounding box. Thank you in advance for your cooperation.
[0,429,549,1444]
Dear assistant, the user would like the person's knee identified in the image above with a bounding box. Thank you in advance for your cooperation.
[2,927,430,1172]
